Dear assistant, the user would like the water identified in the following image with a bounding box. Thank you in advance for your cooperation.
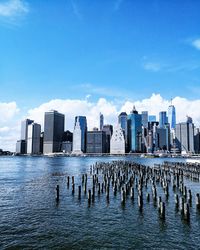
[0,156,200,249]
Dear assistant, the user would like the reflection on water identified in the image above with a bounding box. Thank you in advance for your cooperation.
[0,156,199,249]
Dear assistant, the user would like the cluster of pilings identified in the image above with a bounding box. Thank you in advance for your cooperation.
[55,160,200,223]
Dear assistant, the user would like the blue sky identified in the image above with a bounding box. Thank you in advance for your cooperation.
[1,0,200,109]
[1,0,200,151]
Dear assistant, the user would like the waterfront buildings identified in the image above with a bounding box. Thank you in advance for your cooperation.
[128,106,142,152]
[168,104,176,130]
[118,112,128,150]
[43,110,65,154]
[73,116,87,153]
[27,123,41,154]
[72,117,83,154]
[110,124,125,154]
[141,111,148,128]
[175,120,194,154]
[159,111,168,128]
[86,130,106,154]
[148,115,156,122]
[20,119,34,153]
[102,124,113,153]
[100,113,104,131]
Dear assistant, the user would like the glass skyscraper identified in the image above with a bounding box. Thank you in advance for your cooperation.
[168,105,176,130]
[128,106,142,152]
[43,110,65,154]
[159,111,168,128]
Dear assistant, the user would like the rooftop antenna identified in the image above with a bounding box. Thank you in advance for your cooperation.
[170,98,173,105]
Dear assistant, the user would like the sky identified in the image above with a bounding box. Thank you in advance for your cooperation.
[0,0,200,151]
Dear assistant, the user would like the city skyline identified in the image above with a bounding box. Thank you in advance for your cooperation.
[0,0,200,151]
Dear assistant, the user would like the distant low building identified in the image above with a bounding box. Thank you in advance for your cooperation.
[61,141,72,153]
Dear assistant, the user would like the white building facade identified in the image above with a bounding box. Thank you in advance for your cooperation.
[27,123,41,154]
[110,125,125,154]
[72,118,83,154]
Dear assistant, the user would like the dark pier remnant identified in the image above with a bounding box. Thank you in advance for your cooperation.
[56,185,59,202]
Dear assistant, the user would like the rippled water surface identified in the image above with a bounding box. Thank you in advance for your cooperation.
[0,156,200,249]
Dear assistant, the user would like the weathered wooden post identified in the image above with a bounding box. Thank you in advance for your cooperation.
[78,185,81,199]
[121,188,126,205]
[130,187,134,200]
[174,194,179,207]
[67,176,70,188]
[56,185,59,202]
[160,202,165,219]
[88,189,91,204]
[196,193,200,209]
[72,176,74,185]
[72,183,75,195]
[188,190,192,205]
[184,203,190,221]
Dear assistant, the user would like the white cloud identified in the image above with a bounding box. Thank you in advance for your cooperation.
[2,94,200,152]
[0,0,29,17]
[0,101,20,151]
[191,39,200,50]
[143,62,161,72]
[27,98,118,131]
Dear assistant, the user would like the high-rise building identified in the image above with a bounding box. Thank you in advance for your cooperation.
[168,104,176,130]
[74,116,87,152]
[175,120,194,154]
[72,118,82,154]
[16,140,26,154]
[141,111,148,128]
[148,115,156,122]
[118,112,128,150]
[27,123,41,154]
[21,119,34,153]
[194,128,200,154]
[155,127,168,151]
[100,113,104,131]
[102,124,113,153]
[43,110,65,154]
[159,111,168,128]
[86,130,106,154]
[110,124,125,154]
[128,106,142,152]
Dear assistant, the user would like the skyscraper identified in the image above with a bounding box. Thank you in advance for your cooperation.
[43,110,65,154]
[168,104,176,130]
[74,116,87,152]
[175,120,194,154]
[102,124,113,153]
[100,113,104,131]
[27,123,41,154]
[118,112,128,149]
[86,130,106,154]
[159,111,168,128]
[21,119,34,153]
[148,115,157,122]
[72,118,82,154]
[141,111,148,128]
[110,124,125,154]
[128,106,142,152]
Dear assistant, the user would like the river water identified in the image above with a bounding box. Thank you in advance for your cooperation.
[0,156,200,249]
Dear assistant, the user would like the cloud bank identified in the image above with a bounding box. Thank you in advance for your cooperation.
[1,94,200,152]
[0,0,29,17]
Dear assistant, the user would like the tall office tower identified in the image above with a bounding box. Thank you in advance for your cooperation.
[74,116,87,152]
[102,124,113,153]
[155,127,168,151]
[43,110,65,154]
[127,106,142,152]
[168,103,176,130]
[148,115,156,122]
[175,120,194,154]
[141,111,148,128]
[72,118,82,154]
[110,124,125,154]
[118,112,128,149]
[159,111,168,128]
[86,130,106,154]
[194,128,200,154]
[99,113,104,131]
[27,123,41,154]
[21,119,34,153]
